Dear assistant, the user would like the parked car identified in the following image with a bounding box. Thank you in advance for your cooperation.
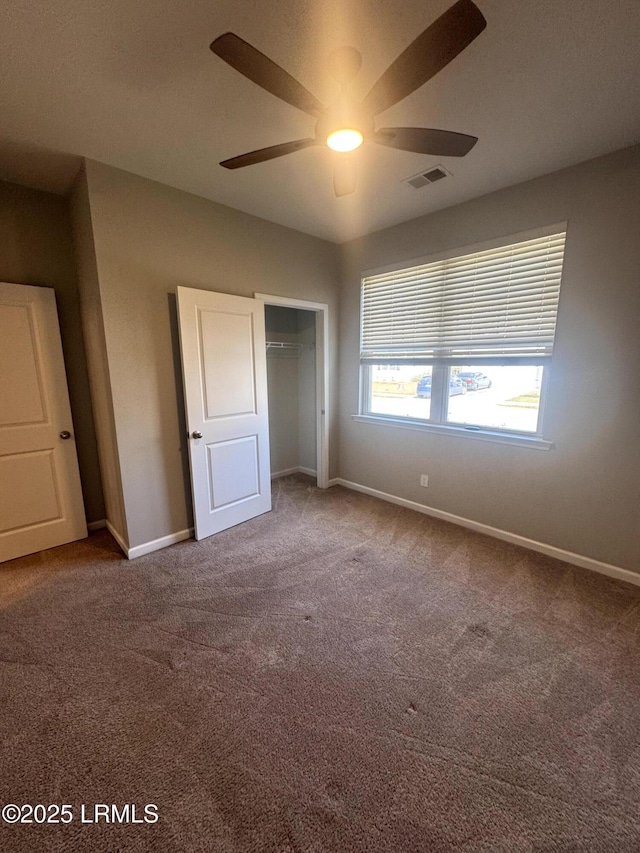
[417,376,467,398]
[449,377,467,396]
[416,376,432,398]
[456,371,492,391]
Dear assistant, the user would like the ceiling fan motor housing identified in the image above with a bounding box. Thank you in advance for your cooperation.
[315,94,374,147]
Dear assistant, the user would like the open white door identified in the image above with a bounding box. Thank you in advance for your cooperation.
[0,283,87,563]
[176,286,271,540]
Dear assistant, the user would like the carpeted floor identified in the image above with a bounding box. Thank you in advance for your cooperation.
[1,474,640,852]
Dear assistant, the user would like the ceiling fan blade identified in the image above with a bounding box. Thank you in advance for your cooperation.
[333,156,357,197]
[211,33,325,118]
[220,139,318,169]
[375,127,478,156]
[361,0,486,116]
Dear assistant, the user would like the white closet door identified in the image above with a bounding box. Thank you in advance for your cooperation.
[0,283,87,563]
[176,286,271,540]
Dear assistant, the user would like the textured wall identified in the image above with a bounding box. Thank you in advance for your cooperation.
[84,160,340,549]
[338,145,640,572]
[266,305,301,475]
[297,309,317,473]
[265,305,317,477]
[0,178,104,524]
[69,170,127,540]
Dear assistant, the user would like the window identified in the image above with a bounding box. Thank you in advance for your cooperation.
[360,227,566,441]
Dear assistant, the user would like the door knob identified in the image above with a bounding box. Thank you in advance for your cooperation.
[59,430,71,440]
[192,430,203,439]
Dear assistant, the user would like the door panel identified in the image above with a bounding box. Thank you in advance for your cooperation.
[0,283,87,563]
[0,451,60,532]
[207,435,259,509]
[177,287,271,540]
[200,309,257,418]
[0,303,47,425]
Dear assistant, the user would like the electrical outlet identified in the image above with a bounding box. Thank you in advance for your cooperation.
[420,474,429,488]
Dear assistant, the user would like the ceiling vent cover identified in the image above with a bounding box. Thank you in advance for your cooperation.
[405,165,451,189]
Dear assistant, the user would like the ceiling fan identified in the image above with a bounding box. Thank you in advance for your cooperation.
[210,0,486,197]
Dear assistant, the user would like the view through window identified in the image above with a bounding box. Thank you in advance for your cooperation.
[366,364,544,433]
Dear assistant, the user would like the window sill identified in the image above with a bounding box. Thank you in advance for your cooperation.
[352,414,554,451]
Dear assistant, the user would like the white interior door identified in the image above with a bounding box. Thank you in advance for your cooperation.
[176,286,271,540]
[0,283,87,563]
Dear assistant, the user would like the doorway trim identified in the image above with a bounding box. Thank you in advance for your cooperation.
[255,293,329,489]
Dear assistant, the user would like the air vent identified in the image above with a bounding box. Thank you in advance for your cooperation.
[405,165,451,189]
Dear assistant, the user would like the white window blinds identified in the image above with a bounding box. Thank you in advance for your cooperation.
[361,230,566,363]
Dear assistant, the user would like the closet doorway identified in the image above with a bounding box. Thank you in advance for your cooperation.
[256,293,329,489]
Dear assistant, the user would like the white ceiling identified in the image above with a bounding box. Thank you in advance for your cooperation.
[1,0,639,243]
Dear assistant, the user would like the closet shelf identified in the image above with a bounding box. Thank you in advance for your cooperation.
[266,341,315,356]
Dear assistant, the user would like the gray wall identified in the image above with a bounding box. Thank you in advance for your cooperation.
[339,145,640,572]
[266,305,301,475]
[297,309,317,473]
[265,306,317,476]
[84,159,340,550]
[9,145,636,570]
[0,178,104,524]
[69,169,127,540]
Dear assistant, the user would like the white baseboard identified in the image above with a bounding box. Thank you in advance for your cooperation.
[105,520,194,560]
[271,467,300,479]
[330,478,640,587]
[105,521,129,557]
[272,466,317,480]
[298,466,317,478]
[87,519,106,532]
[127,528,194,560]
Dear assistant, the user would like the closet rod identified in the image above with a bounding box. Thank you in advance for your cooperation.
[265,341,315,351]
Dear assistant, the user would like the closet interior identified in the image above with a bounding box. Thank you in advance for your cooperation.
[264,305,317,482]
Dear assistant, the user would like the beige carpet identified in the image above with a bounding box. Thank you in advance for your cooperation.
[1,474,640,852]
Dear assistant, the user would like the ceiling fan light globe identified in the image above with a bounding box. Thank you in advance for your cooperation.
[326,129,363,152]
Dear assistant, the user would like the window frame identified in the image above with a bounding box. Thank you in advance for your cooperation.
[357,224,566,449]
